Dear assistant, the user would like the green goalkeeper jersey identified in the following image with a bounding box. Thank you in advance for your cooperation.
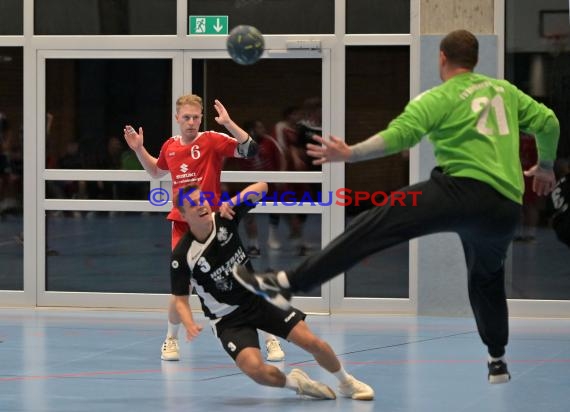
[379,72,559,204]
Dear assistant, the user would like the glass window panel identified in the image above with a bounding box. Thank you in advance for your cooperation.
[188,0,333,34]
[35,0,176,35]
[0,47,23,290]
[45,210,321,296]
[223,182,323,216]
[197,58,322,172]
[505,0,570,300]
[346,0,410,34]
[46,211,171,292]
[237,212,321,297]
[197,56,323,296]
[0,0,23,35]
[46,59,172,170]
[344,46,410,298]
[45,181,149,200]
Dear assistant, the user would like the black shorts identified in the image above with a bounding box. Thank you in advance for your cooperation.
[211,296,306,360]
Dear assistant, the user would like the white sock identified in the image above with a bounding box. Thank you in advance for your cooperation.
[167,321,180,339]
[488,355,505,363]
[277,271,290,288]
[332,366,350,383]
[285,374,299,391]
[265,333,278,343]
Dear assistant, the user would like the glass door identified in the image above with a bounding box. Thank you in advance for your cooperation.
[183,49,331,314]
[36,48,331,313]
[38,50,183,308]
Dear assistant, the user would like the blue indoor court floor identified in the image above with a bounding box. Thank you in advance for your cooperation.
[1,309,569,412]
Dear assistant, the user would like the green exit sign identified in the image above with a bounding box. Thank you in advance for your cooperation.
[189,16,229,35]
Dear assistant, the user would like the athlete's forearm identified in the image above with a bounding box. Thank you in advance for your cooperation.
[348,134,387,163]
[133,147,167,179]
[223,119,258,158]
[536,115,560,167]
[224,119,249,143]
[231,182,269,204]
[174,295,196,328]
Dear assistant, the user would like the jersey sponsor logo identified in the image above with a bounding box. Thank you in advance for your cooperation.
[168,151,176,157]
[227,341,237,352]
[204,249,247,292]
[175,173,199,182]
[171,260,179,269]
[180,163,189,173]
[284,312,296,323]
[217,227,229,242]
[217,226,234,246]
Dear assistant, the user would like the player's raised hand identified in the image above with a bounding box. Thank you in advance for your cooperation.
[213,99,231,126]
[123,125,144,151]
[524,164,556,196]
[219,202,236,220]
[306,134,352,165]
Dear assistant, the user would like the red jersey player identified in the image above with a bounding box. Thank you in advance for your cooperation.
[123,95,289,362]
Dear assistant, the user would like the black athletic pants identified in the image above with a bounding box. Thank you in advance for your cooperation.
[289,168,521,358]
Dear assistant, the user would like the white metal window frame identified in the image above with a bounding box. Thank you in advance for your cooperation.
[326,0,419,315]
[6,0,564,317]
[183,49,332,314]
[35,49,332,313]
[1,0,420,314]
[493,1,570,317]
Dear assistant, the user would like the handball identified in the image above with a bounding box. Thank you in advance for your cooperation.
[226,25,265,65]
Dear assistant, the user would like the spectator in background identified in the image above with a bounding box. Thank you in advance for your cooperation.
[0,113,23,216]
[269,106,303,250]
[551,158,570,247]
[514,132,541,242]
[228,120,286,257]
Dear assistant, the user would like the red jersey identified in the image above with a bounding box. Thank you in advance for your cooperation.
[156,131,238,221]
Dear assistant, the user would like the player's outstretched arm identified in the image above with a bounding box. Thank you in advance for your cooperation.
[213,99,249,144]
[221,182,268,221]
[306,134,352,165]
[123,125,168,179]
[173,295,203,341]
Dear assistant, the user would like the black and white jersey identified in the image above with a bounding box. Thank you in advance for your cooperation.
[170,203,256,319]
[551,175,570,246]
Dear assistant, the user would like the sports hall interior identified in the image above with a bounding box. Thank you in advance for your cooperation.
[1,1,568,411]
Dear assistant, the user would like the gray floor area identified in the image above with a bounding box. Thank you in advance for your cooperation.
[1,309,569,412]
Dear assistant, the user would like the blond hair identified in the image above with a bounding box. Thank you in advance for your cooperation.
[176,94,203,112]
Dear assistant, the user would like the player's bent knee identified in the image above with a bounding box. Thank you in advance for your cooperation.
[236,348,265,376]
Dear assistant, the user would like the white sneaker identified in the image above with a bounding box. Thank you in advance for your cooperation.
[338,375,375,400]
[288,368,336,400]
[161,337,180,361]
[265,338,285,362]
